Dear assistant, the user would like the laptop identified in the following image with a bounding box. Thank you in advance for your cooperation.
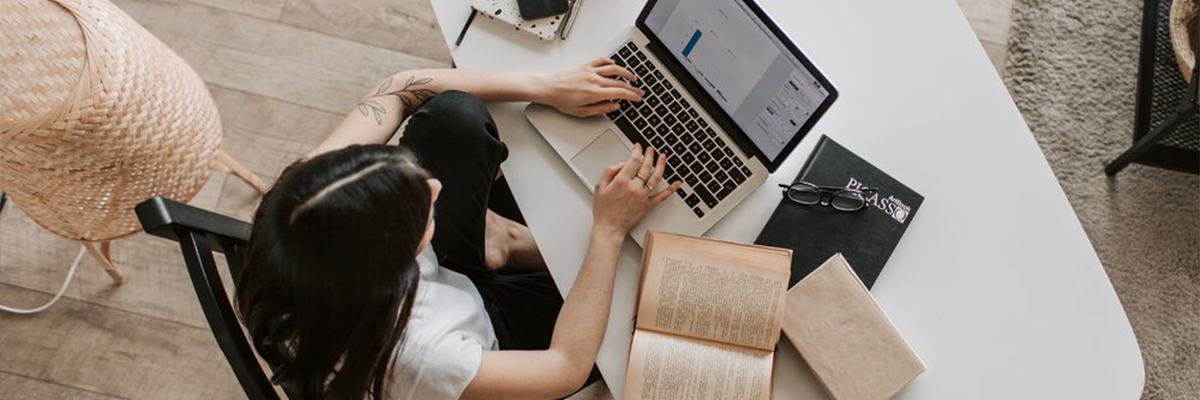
[525,0,837,245]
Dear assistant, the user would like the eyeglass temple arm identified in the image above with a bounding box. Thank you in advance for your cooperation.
[779,183,880,192]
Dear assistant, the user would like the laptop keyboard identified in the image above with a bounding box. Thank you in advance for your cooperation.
[607,41,753,218]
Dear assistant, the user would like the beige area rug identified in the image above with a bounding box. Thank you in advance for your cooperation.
[1004,0,1200,399]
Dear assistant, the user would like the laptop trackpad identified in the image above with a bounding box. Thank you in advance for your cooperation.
[572,129,631,186]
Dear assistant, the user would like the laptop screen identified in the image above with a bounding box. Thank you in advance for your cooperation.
[643,0,831,163]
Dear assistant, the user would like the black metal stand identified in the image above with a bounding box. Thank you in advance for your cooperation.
[1106,0,1199,176]
[1107,64,1200,175]
[0,191,6,216]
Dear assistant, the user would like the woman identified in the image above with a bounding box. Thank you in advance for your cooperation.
[235,59,682,400]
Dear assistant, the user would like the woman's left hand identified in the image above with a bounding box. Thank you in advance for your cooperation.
[534,58,645,117]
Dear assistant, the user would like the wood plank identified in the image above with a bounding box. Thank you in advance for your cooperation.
[126,0,285,21]
[185,0,285,21]
[981,40,1009,76]
[0,175,226,328]
[280,0,453,63]
[0,371,125,400]
[0,284,243,400]
[208,85,343,148]
[955,0,1014,44]
[215,128,321,221]
[112,0,448,114]
[207,85,345,220]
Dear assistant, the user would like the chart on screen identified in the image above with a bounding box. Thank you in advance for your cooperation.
[659,0,780,112]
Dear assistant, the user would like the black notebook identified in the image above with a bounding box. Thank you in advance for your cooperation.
[756,136,923,289]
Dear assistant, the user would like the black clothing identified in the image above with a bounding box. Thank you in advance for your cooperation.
[397,91,600,391]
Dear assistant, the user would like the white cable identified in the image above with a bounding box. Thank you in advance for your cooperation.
[0,245,87,314]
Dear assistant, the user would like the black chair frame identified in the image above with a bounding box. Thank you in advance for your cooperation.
[136,196,281,400]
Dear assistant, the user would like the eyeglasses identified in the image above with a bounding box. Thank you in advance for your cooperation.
[778,181,879,212]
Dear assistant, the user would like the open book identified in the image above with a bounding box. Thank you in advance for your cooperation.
[623,231,792,400]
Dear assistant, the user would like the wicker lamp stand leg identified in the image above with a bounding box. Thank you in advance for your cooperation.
[218,151,269,194]
[83,242,123,282]
[79,152,265,283]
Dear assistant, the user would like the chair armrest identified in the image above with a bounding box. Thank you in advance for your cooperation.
[135,196,252,249]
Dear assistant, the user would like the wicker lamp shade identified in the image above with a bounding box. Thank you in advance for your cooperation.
[1170,0,1197,84]
[0,0,222,242]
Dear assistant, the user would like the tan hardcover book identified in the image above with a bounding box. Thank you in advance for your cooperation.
[782,254,925,400]
[623,231,792,400]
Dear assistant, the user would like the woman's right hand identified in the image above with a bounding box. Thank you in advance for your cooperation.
[591,144,683,238]
[534,58,645,117]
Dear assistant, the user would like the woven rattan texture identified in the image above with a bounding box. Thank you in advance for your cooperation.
[1169,0,1196,82]
[0,0,85,122]
[1148,0,1200,151]
[0,0,220,241]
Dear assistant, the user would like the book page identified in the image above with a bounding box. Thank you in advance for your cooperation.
[623,330,774,400]
[637,232,791,351]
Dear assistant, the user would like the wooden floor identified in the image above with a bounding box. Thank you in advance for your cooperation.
[0,0,1012,398]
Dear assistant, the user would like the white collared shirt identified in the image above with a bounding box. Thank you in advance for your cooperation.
[388,245,499,400]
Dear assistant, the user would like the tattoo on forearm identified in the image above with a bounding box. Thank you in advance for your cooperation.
[356,75,438,125]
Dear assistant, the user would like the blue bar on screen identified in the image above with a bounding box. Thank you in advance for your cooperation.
[682,29,702,57]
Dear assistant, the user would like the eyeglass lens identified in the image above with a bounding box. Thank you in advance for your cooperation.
[785,185,822,205]
[830,191,866,211]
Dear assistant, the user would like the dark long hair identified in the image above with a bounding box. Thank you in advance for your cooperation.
[236,144,433,400]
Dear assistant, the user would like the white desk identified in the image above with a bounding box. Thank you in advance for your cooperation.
[431,1,1146,398]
